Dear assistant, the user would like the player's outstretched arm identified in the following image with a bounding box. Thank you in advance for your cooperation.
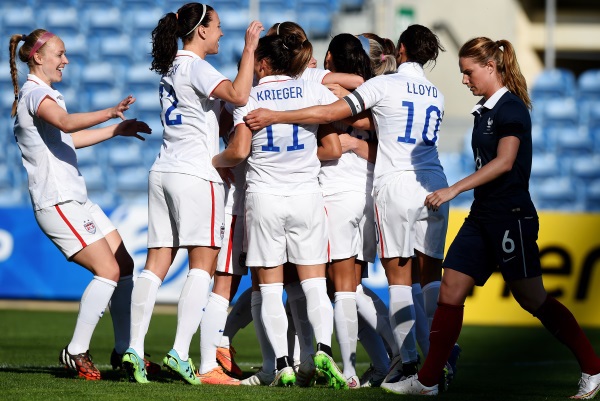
[37,95,136,134]
[338,133,377,163]
[244,98,353,131]
[71,119,152,149]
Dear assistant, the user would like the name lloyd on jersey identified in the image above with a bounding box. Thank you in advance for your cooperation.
[256,87,303,102]
[406,82,438,97]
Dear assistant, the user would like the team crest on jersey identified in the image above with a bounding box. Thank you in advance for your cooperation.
[220,223,225,240]
[83,220,96,234]
[484,117,494,134]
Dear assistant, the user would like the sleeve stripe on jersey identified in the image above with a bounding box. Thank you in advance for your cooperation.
[342,91,366,116]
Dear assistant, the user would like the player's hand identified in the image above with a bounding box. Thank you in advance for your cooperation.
[244,108,275,131]
[217,167,235,186]
[326,83,350,99]
[338,133,356,153]
[111,95,136,120]
[114,118,152,141]
[424,186,458,211]
[244,21,264,52]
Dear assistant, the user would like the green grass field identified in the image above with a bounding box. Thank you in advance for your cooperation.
[1,306,599,401]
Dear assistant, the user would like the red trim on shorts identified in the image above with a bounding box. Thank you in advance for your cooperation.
[324,206,331,261]
[224,215,237,273]
[210,182,216,247]
[55,204,87,248]
[374,203,384,258]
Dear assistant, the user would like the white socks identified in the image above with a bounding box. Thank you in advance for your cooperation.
[68,276,116,355]
[129,270,162,357]
[109,274,133,355]
[334,292,358,378]
[356,284,399,356]
[259,283,288,359]
[173,268,212,361]
[199,293,229,374]
[220,287,253,348]
[412,283,430,357]
[389,284,417,363]
[285,281,315,362]
[251,291,276,373]
[422,281,441,330]
[300,277,334,348]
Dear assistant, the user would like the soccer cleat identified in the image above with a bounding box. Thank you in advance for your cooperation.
[570,372,600,399]
[383,355,403,383]
[438,362,452,392]
[270,366,296,387]
[295,355,317,387]
[163,349,200,385]
[314,351,349,390]
[447,343,461,384]
[360,364,387,388]
[347,375,361,389]
[241,368,275,386]
[59,347,101,381]
[197,366,241,385]
[216,346,243,378]
[111,348,161,376]
[122,348,149,384]
[381,374,439,396]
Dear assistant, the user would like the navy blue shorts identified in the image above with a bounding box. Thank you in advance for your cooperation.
[442,215,542,286]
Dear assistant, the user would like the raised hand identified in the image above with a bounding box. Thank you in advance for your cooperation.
[111,95,136,120]
[114,118,152,141]
[244,20,264,53]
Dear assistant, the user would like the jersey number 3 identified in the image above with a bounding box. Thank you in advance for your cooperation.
[397,101,441,146]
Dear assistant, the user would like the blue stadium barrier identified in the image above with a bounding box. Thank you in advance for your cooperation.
[577,69,600,103]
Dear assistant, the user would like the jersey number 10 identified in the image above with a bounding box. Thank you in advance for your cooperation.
[397,101,441,146]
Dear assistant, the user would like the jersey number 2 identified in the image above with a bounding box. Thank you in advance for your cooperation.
[159,84,182,126]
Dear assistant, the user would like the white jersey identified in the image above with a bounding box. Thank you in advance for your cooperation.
[151,50,229,183]
[301,67,331,84]
[14,74,87,210]
[233,75,338,195]
[319,122,375,196]
[344,62,445,191]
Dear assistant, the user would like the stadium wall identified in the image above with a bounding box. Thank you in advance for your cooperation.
[1,206,598,327]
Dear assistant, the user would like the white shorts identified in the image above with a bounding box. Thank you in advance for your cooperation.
[34,199,115,259]
[148,171,225,248]
[245,192,329,267]
[324,191,376,263]
[374,171,449,259]
[216,212,248,275]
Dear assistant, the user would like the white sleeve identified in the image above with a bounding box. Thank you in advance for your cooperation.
[343,77,384,116]
[26,87,55,116]
[189,59,229,99]
[232,97,257,127]
[301,67,331,84]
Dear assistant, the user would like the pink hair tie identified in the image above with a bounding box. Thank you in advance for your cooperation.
[28,31,55,60]
[381,54,386,61]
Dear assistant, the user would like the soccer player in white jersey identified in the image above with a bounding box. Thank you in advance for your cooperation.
[244,24,450,385]
[121,3,263,385]
[212,33,349,389]
[9,29,151,380]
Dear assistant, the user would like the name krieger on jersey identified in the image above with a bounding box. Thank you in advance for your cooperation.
[406,82,439,98]
[256,86,303,101]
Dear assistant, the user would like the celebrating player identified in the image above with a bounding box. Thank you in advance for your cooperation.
[244,24,449,384]
[382,36,600,398]
[9,29,151,380]
[121,3,263,385]
[212,33,348,388]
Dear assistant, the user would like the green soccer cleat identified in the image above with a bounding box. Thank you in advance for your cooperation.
[163,349,200,385]
[269,366,296,387]
[122,348,149,384]
[314,351,349,390]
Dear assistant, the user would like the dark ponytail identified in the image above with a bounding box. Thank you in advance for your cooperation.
[397,24,444,67]
[150,2,214,75]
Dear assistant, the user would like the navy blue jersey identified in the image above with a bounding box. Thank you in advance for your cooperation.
[469,90,537,220]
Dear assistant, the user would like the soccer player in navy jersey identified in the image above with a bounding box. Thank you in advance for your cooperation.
[382,37,600,399]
